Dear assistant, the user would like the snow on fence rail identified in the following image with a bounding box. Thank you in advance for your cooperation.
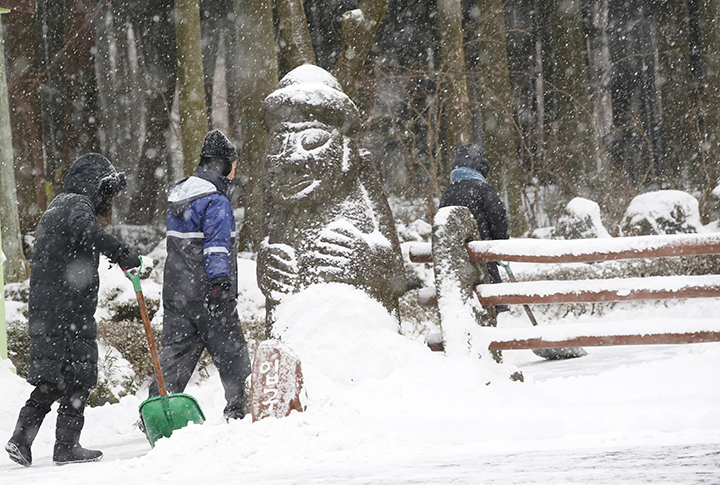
[409,232,720,350]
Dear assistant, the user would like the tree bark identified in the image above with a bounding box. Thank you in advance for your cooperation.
[93,1,142,222]
[234,0,277,251]
[700,0,720,209]
[606,0,664,186]
[468,0,528,237]
[276,0,316,71]
[580,0,613,171]
[0,13,29,281]
[437,0,473,163]
[503,0,539,177]
[331,0,390,100]
[3,9,46,231]
[176,0,208,176]
[36,0,68,198]
[127,0,177,225]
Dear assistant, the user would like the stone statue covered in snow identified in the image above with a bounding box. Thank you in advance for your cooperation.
[257,65,405,334]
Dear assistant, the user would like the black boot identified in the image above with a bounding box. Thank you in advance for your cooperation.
[52,415,102,466]
[5,406,45,467]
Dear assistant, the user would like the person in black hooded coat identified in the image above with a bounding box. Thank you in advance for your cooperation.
[5,153,140,467]
[439,145,510,305]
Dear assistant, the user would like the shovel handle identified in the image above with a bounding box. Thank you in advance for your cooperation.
[135,290,168,397]
[124,262,168,397]
[498,262,539,326]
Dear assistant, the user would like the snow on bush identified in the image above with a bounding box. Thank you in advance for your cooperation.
[552,197,611,239]
[621,190,702,236]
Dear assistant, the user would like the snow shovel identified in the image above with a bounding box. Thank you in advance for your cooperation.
[123,260,205,447]
[498,262,587,360]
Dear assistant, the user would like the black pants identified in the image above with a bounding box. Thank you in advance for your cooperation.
[487,262,502,284]
[150,300,251,416]
[22,360,91,429]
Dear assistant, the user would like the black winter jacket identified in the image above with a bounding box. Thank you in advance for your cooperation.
[439,178,509,242]
[27,154,128,389]
[440,145,509,285]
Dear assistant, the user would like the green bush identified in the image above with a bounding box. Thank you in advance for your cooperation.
[97,298,161,384]
[6,318,30,378]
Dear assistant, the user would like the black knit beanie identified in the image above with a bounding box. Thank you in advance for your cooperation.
[450,144,490,177]
[199,129,237,177]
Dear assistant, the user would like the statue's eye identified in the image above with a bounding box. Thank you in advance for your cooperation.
[300,130,331,151]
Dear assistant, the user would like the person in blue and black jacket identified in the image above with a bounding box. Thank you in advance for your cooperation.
[150,129,251,421]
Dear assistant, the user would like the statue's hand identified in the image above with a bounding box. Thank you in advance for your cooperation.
[258,242,297,302]
[308,222,371,282]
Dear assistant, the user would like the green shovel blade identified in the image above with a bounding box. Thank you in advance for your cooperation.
[139,393,205,447]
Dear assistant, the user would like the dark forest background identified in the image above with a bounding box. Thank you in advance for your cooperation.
[1,0,719,282]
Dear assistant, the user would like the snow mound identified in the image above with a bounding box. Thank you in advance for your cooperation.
[272,283,415,386]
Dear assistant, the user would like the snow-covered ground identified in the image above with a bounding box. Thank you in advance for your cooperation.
[2,252,720,484]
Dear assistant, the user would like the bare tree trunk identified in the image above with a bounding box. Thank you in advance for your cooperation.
[276,0,316,71]
[537,0,558,178]
[332,0,390,99]
[0,14,29,281]
[606,0,664,186]
[701,0,720,198]
[234,0,277,251]
[176,0,208,176]
[503,0,540,178]
[437,0,473,164]
[127,0,176,225]
[684,0,715,221]
[94,1,142,222]
[36,0,69,198]
[581,0,613,172]
[59,0,101,168]
[4,9,46,230]
[469,0,528,237]
[200,0,236,133]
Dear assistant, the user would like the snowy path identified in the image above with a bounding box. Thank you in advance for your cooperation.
[3,339,720,484]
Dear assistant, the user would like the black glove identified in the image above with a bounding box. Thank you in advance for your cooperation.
[112,246,141,270]
[204,276,235,317]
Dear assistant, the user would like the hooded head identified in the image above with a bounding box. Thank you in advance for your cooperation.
[199,130,237,177]
[450,144,490,177]
[63,153,127,216]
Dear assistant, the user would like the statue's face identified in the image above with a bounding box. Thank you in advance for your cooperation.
[265,125,347,203]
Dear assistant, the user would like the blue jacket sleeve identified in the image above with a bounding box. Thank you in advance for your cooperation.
[202,194,233,282]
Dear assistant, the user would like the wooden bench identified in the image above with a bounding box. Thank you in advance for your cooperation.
[409,227,720,352]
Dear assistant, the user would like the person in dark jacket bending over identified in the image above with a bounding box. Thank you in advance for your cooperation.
[150,129,251,421]
[5,154,141,467]
[439,144,510,312]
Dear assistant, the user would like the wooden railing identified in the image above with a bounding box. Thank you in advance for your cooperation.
[409,233,720,350]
